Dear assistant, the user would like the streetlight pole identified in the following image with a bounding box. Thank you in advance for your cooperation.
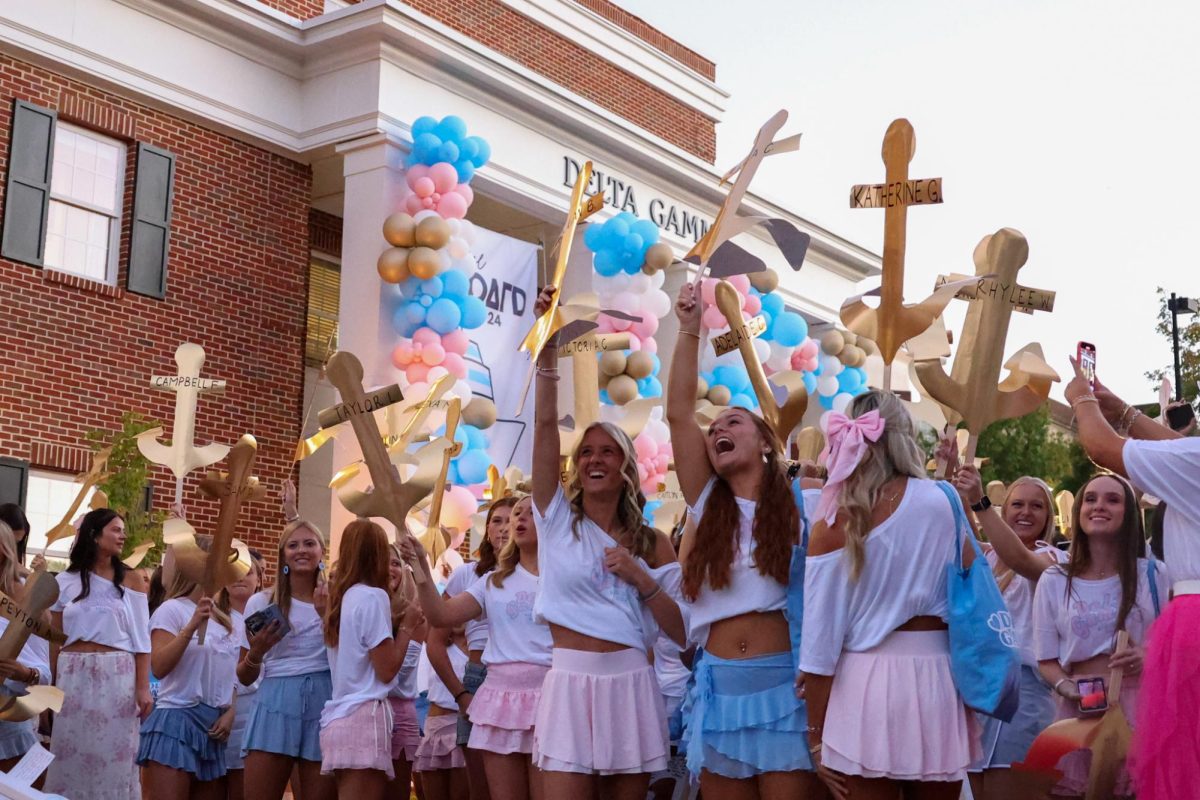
[1168,293,1198,402]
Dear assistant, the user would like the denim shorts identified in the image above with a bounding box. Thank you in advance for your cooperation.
[456,661,488,747]
[241,671,331,763]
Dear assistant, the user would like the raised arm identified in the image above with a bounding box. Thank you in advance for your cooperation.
[952,465,1056,582]
[1066,358,1130,476]
[403,540,484,629]
[667,281,714,505]
[531,285,562,513]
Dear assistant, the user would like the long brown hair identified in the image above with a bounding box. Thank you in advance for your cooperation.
[682,411,795,601]
[567,422,657,562]
[323,520,390,648]
[271,520,328,619]
[478,497,518,576]
[1059,473,1145,636]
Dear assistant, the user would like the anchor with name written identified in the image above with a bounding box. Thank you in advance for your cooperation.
[0,568,66,721]
[42,445,113,549]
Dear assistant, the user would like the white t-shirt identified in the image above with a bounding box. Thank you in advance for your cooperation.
[242,591,330,679]
[653,631,690,701]
[445,563,489,652]
[801,478,965,676]
[150,598,243,709]
[987,544,1069,666]
[1033,560,1168,668]
[426,641,469,712]
[51,570,151,653]
[684,478,816,647]
[389,640,423,700]
[1124,437,1200,584]
[534,486,672,652]
[321,584,394,725]
[464,565,552,667]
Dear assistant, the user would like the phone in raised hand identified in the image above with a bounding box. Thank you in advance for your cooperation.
[1077,341,1097,391]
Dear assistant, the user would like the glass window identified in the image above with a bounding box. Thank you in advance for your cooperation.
[306,255,340,366]
[45,124,125,284]
[22,469,96,561]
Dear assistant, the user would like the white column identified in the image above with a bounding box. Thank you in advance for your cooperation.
[325,132,407,553]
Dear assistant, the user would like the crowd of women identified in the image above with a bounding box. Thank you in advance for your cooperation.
[0,279,1195,800]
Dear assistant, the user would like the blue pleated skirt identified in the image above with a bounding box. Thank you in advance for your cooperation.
[681,650,813,779]
[137,703,226,780]
[972,664,1056,769]
[0,720,36,760]
[241,671,331,762]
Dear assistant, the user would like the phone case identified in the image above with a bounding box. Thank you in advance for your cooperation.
[244,604,291,638]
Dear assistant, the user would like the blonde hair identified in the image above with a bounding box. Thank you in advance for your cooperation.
[838,390,928,581]
[490,496,533,589]
[567,422,656,561]
[1002,477,1057,542]
[0,523,20,597]
[164,534,233,633]
[271,520,328,619]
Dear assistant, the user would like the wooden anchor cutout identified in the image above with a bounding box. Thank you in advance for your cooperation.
[43,446,113,549]
[842,119,965,390]
[137,343,230,505]
[915,228,1058,467]
[515,161,606,415]
[0,568,66,722]
[324,351,455,584]
[713,280,807,444]
[419,397,463,566]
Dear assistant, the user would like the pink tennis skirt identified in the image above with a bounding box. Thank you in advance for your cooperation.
[415,712,465,772]
[823,630,979,782]
[532,647,669,776]
[319,699,394,779]
[388,697,421,763]
[467,661,550,755]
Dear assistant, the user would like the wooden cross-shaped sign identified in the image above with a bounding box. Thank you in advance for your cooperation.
[324,351,454,583]
[557,330,630,452]
[842,119,962,390]
[43,446,113,549]
[421,398,463,565]
[193,435,265,644]
[137,343,230,505]
[713,280,807,444]
[0,569,66,721]
[915,228,1057,465]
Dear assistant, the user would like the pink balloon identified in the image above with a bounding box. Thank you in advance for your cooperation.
[412,176,435,198]
[429,162,459,194]
[442,329,470,354]
[702,306,727,330]
[700,279,718,306]
[441,351,467,378]
[630,315,658,341]
[625,336,642,351]
[438,192,468,220]
[743,294,761,315]
[458,183,474,207]
[594,315,616,334]
[406,164,430,184]
[392,344,413,369]
[443,485,478,529]
[634,434,656,460]
[727,274,751,295]
[413,327,440,347]
[420,343,445,366]
[406,362,431,384]
[640,337,656,355]
[404,195,425,216]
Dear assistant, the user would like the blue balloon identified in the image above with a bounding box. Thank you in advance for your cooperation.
[837,369,862,394]
[471,138,491,167]
[455,161,476,184]
[761,292,785,318]
[584,223,604,250]
[457,449,490,485]
[435,115,468,142]
[593,250,621,277]
[632,218,659,242]
[643,376,663,398]
[412,133,440,159]
[426,298,462,334]
[403,301,427,328]
[437,141,460,164]
[713,365,750,394]
[773,313,808,347]
[464,425,488,450]
[599,389,611,405]
[802,371,818,394]
[412,116,439,136]
[446,460,460,484]
[460,295,486,329]
[457,138,479,162]
[819,393,835,410]
[440,269,469,299]
[730,393,756,409]
[420,278,443,299]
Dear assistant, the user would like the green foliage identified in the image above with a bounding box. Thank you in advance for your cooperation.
[976,405,1087,491]
[86,411,167,565]
[1145,286,1200,403]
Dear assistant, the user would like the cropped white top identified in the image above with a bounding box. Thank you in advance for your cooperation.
[51,570,151,654]
[801,478,964,676]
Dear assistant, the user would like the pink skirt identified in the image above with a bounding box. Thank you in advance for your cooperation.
[319,699,394,779]
[533,647,669,775]
[415,712,465,772]
[824,630,979,782]
[467,661,550,755]
[388,697,420,763]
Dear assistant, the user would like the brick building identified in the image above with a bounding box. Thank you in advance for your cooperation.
[0,0,877,562]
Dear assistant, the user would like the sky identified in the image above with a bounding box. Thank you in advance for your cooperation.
[618,0,1197,403]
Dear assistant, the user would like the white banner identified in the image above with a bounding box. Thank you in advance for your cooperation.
[464,227,539,474]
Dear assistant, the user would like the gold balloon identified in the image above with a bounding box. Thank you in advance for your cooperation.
[625,350,654,380]
[598,370,611,389]
[383,212,417,247]
[696,377,709,399]
[842,330,858,347]
[377,247,411,283]
[821,330,845,356]
[843,345,866,368]
[408,247,441,280]
[89,489,109,510]
[749,269,779,294]
[607,374,638,405]
[599,350,627,377]
[707,385,732,406]
[415,216,452,250]
[644,242,674,272]
[462,397,497,430]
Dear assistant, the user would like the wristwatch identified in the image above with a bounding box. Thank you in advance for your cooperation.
[970,495,992,513]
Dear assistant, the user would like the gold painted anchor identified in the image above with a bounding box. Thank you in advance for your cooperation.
[324,351,454,584]
[713,280,807,444]
[43,445,113,548]
[842,119,966,390]
[420,397,463,566]
[915,228,1058,466]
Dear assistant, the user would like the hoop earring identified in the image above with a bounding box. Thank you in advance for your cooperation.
[318,561,325,572]
[282,564,289,575]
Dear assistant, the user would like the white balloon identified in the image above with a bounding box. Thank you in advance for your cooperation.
[452,256,475,273]
[818,410,833,433]
[448,238,469,260]
[649,268,666,289]
[644,417,670,444]
[645,289,671,319]
[628,272,651,294]
[606,272,633,293]
[832,392,853,413]
[413,209,439,222]
[459,219,477,246]
[753,337,770,364]
[817,375,839,396]
[819,354,843,377]
[451,379,474,409]
[437,248,452,271]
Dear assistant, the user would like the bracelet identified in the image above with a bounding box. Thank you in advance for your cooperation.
[454,689,471,701]
[808,742,823,756]
[1120,408,1143,436]
[536,367,560,382]
[245,655,262,668]
[678,330,701,339]
[25,667,38,685]
[1071,395,1099,409]
[639,585,662,603]
[1053,677,1076,697]
[806,724,823,735]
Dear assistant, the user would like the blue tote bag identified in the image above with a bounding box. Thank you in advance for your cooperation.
[935,481,1021,722]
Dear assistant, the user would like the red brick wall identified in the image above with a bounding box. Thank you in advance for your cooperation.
[257,0,326,19]
[0,54,311,568]
[571,0,715,80]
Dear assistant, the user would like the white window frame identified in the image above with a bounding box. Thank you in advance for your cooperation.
[22,468,96,562]
[45,122,127,285]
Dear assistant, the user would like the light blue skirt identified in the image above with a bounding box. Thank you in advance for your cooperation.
[224,690,257,770]
[242,671,331,763]
[681,650,812,779]
[972,664,1056,769]
[0,720,36,760]
[138,703,226,780]
[456,661,487,747]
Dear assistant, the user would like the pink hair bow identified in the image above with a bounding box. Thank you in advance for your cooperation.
[814,410,886,525]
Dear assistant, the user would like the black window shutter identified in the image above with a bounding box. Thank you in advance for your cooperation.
[127,142,175,299]
[0,457,29,507]
[1,99,56,267]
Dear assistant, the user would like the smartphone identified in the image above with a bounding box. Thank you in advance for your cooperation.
[1077,677,1108,714]
[1166,402,1196,432]
[244,603,291,638]
[1077,341,1097,391]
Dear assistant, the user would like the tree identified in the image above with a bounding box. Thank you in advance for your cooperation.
[1145,286,1200,403]
[86,411,167,565]
[976,405,1080,489]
